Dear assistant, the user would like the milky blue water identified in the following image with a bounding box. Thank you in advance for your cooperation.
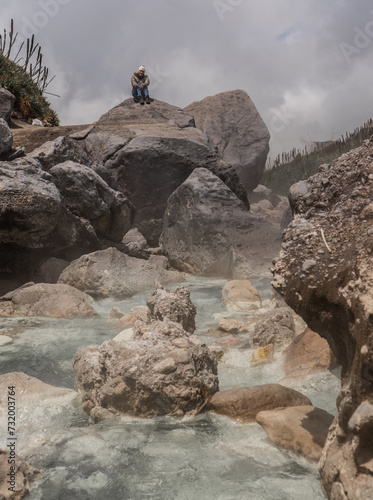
[0,276,338,499]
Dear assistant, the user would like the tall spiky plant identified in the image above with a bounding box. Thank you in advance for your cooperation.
[0,19,59,125]
[0,19,57,94]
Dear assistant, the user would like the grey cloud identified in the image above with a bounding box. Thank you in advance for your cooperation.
[1,0,373,159]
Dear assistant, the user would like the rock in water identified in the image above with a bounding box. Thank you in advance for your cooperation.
[282,328,336,379]
[184,90,270,192]
[73,319,219,421]
[147,286,197,333]
[272,139,373,499]
[160,168,282,278]
[252,307,296,348]
[0,449,40,499]
[206,384,311,423]
[222,280,262,312]
[256,405,334,461]
[1,283,98,318]
[58,247,184,299]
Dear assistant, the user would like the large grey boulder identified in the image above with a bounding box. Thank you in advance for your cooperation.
[0,88,15,122]
[0,157,133,279]
[84,98,247,245]
[185,90,270,192]
[0,159,62,248]
[84,100,215,245]
[1,282,98,318]
[28,135,90,170]
[0,118,13,155]
[73,318,219,421]
[50,161,134,241]
[58,247,184,299]
[160,168,282,278]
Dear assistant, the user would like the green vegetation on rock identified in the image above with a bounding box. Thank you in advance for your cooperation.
[0,19,59,125]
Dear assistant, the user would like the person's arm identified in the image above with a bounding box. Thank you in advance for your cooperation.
[144,75,150,86]
[131,75,138,88]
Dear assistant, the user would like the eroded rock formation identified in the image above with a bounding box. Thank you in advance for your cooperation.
[272,139,373,499]
[147,286,197,333]
[73,318,219,421]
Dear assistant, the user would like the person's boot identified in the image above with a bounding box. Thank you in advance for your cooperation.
[145,95,151,104]
[138,95,144,105]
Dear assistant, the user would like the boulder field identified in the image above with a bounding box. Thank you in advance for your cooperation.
[1,88,284,284]
[1,86,347,496]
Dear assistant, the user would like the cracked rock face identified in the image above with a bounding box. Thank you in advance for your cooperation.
[272,139,373,499]
[73,319,219,421]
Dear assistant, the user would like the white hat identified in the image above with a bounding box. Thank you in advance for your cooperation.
[138,65,145,72]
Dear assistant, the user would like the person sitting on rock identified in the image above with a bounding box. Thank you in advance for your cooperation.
[131,65,150,105]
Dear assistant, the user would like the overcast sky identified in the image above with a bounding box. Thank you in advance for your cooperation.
[1,0,373,160]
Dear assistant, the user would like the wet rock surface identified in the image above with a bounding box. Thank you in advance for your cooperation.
[206,384,311,423]
[256,405,334,461]
[282,327,337,380]
[0,449,40,500]
[73,318,219,421]
[272,140,373,499]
